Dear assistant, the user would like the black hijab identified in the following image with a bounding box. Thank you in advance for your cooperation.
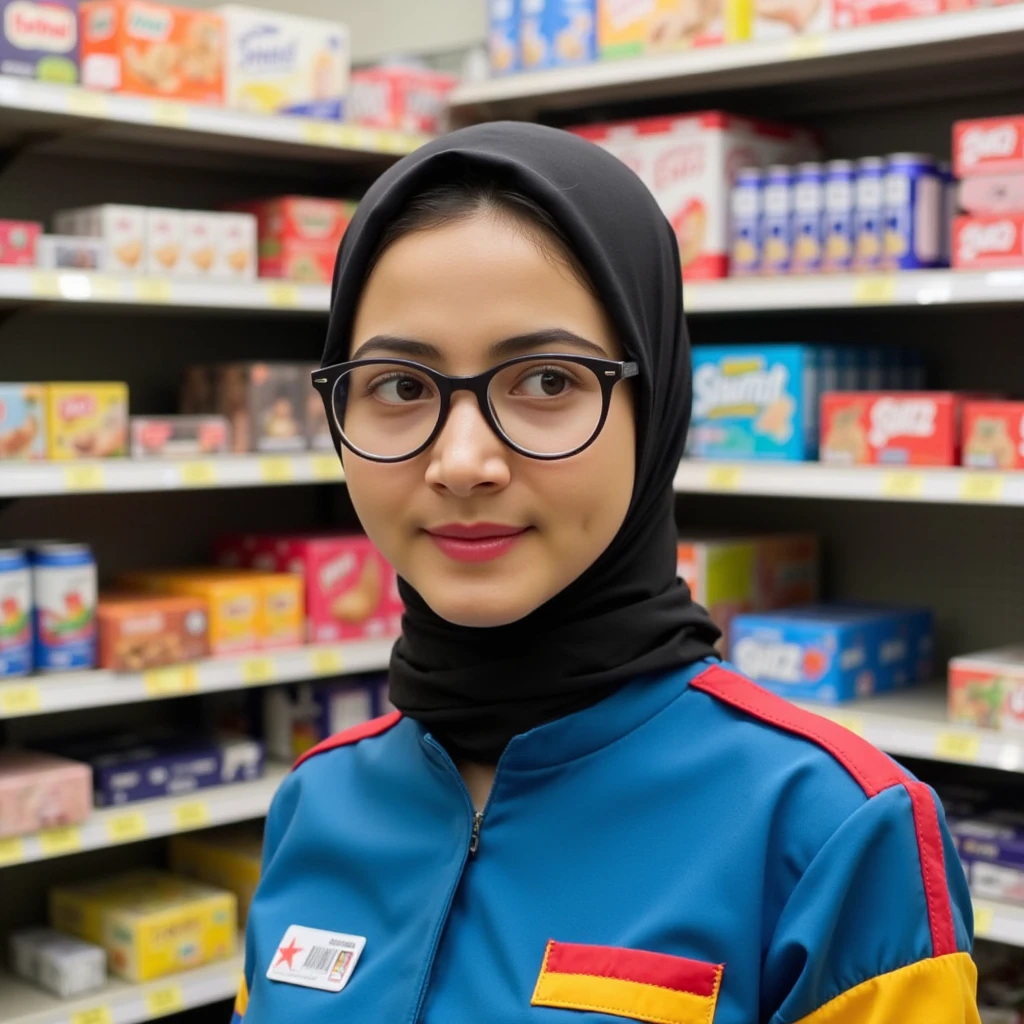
[323,121,720,763]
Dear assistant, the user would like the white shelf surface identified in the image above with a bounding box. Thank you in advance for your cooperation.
[0,766,288,869]
[674,461,1024,506]
[0,638,393,720]
[0,452,345,498]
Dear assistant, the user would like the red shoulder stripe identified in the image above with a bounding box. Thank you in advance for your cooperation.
[904,779,958,957]
[293,710,402,770]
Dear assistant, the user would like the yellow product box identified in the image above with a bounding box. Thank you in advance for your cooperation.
[50,870,236,982]
[46,383,129,460]
[250,573,304,650]
[597,0,750,57]
[170,823,263,926]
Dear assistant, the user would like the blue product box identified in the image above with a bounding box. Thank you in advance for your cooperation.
[834,603,934,689]
[520,0,595,71]
[489,0,520,74]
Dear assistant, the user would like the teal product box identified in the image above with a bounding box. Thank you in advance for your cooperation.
[520,0,596,71]
[489,0,520,74]
[689,345,840,461]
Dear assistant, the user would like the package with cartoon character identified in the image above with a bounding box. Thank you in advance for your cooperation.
[0,384,47,460]
[962,401,1024,470]
[597,0,748,57]
[46,382,128,459]
[488,0,520,73]
[521,0,595,70]
[949,645,1024,732]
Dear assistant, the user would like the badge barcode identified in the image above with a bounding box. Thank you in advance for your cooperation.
[304,946,337,974]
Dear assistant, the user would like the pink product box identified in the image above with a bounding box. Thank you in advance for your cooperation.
[959,175,1024,216]
[0,751,92,838]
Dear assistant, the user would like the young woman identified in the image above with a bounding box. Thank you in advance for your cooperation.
[233,122,979,1024]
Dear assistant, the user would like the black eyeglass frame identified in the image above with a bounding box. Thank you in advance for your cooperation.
[312,354,639,463]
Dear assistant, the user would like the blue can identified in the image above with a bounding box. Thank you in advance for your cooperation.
[792,162,825,274]
[488,0,521,74]
[31,542,96,673]
[854,156,886,271]
[762,165,793,275]
[883,153,944,270]
[730,168,763,277]
[0,548,32,678]
[823,159,856,273]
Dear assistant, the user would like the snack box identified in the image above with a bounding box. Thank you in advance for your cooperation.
[598,0,747,57]
[228,196,355,284]
[949,814,1024,905]
[831,0,941,27]
[954,214,1024,270]
[215,211,256,280]
[954,116,1024,179]
[347,67,456,136]
[50,871,236,982]
[676,532,819,653]
[45,382,128,459]
[9,928,106,999]
[303,364,332,450]
[0,219,41,266]
[130,415,231,457]
[0,750,92,838]
[949,645,1024,731]
[217,4,349,119]
[820,391,982,467]
[0,0,78,82]
[750,0,830,38]
[97,593,209,671]
[521,0,595,70]
[959,174,1024,216]
[55,204,145,274]
[170,823,263,926]
[573,113,817,279]
[144,207,183,275]
[488,0,520,73]
[962,401,1024,470]
[0,383,47,459]
[36,234,106,270]
[79,0,225,105]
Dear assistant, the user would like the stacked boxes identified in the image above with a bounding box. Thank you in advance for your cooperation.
[9,928,106,998]
[962,402,1024,470]
[949,646,1024,731]
[348,67,456,135]
[521,0,596,69]
[597,0,745,57]
[171,823,264,925]
[96,594,209,671]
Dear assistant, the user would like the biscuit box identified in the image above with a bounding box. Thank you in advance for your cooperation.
[598,0,746,57]
[0,383,47,460]
[0,750,92,838]
[9,928,106,999]
[521,0,595,70]
[79,0,225,104]
[217,5,348,119]
[50,871,236,982]
[820,391,982,467]
[35,235,105,270]
[573,113,817,279]
[170,823,263,926]
[55,204,146,274]
[954,214,1024,270]
[145,207,183,275]
[130,415,231,457]
[949,645,1024,731]
[45,382,128,460]
[0,219,41,265]
[97,593,209,671]
[962,401,1024,470]
[750,0,831,39]
[488,0,520,73]
[954,116,1024,179]
[831,0,941,26]
[0,0,79,82]
[959,174,1024,216]
[347,67,456,135]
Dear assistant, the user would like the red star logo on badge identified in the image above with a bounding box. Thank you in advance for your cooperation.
[275,937,304,970]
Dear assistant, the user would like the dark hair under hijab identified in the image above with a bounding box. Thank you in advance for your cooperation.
[323,121,721,763]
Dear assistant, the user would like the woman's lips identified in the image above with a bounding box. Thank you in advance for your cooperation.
[426,523,529,563]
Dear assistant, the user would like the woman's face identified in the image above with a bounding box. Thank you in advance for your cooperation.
[345,212,636,628]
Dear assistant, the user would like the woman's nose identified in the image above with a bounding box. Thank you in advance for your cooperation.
[424,393,512,497]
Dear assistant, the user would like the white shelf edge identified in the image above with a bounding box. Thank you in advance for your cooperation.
[974,897,1024,948]
[0,638,394,720]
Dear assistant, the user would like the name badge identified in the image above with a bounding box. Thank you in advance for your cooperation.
[266,925,366,993]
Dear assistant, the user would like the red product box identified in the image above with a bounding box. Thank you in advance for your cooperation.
[820,392,982,467]
[958,174,1024,216]
[230,196,357,284]
[0,220,41,265]
[348,67,457,136]
[954,116,1024,178]
[831,0,941,28]
[962,401,1024,470]
[953,214,1024,269]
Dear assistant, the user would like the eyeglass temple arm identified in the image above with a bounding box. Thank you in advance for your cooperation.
[622,362,639,379]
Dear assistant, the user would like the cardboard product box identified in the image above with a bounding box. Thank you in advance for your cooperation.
[56,204,146,274]
[598,0,746,57]
[264,678,378,761]
[820,391,983,467]
[249,571,303,649]
[954,214,1024,270]
[145,207,184,276]
[217,4,348,119]
[521,0,596,70]
[79,0,224,104]
[50,871,236,982]
[0,219,41,265]
[949,646,1024,731]
[130,415,231,457]
[182,211,218,277]
[0,750,92,838]
[0,383,47,459]
[215,211,256,281]
[954,115,1024,179]
[9,928,106,999]
[170,823,263,926]
[0,0,79,82]
[962,401,1024,470]
[45,382,128,459]
[347,67,457,136]
[750,0,830,37]
[488,0,520,73]
[950,814,1024,905]
[573,113,817,279]
[831,0,941,26]
[959,174,1024,216]
[97,593,209,671]
[35,235,106,270]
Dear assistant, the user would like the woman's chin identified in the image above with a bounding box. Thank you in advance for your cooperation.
[419,586,544,629]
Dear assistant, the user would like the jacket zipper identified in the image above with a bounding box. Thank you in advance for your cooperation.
[469,810,483,855]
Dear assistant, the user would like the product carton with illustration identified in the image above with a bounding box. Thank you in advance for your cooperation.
[949,645,1024,732]
[521,0,595,70]
[97,593,209,671]
[954,116,1024,179]
[55,204,146,274]
[488,0,520,73]
[348,66,456,135]
[0,750,92,838]
[961,401,1024,470]
[0,383,47,460]
[0,0,79,82]
[45,382,128,459]
[954,214,1024,270]
[171,823,264,926]
[598,0,748,57]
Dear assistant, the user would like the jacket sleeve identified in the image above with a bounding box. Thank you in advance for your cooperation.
[763,780,980,1024]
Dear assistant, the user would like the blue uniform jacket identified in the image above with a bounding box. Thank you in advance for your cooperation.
[234,660,980,1024]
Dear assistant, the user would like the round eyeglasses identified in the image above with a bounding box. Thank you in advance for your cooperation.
[311,354,639,463]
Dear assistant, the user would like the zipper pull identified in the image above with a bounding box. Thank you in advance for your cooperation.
[469,811,483,856]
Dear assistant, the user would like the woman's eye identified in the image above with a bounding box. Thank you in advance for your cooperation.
[371,375,431,403]
[516,368,574,398]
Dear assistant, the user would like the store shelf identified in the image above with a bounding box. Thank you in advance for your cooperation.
[449,6,1024,119]
[0,638,394,720]
[0,954,241,1024]
[974,898,1024,948]
[0,452,344,498]
[0,766,287,869]
[674,461,1023,506]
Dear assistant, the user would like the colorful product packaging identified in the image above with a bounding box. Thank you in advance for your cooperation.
[954,116,1024,179]
[0,219,41,265]
[831,0,941,26]
[0,750,92,838]
[521,0,595,69]
[218,5,349,119]
[750,0,831,38]
[822,158,857,272]
[854,156,886,271]
[50,871,236,982]
[0,0,78,83]
[962,401,1024,470]
[347,67,456,135]
[729,168,762,276]
[9,928,106,999]
[35,235,106,270]
[0,547,32,677]
[170,823,263,926]
[791,161,825,274]
[145,207,183,275]
[263,677,378,761]
[574,112,817,280]
[597,0,747,57]
[215,211,257,280]
[55,204,146,274]
[130,415,231,458]
[953,214,1024,269]
[488,0,520,73]
[882,152,946,270]
[950,814,1024,906]
[959,174,1024,216]
[31,541,97,672]
[949,646,1024,731]
[79,0,225,104]
[45,381,128,459]
[0,383,47,460]
[97,593,209,671]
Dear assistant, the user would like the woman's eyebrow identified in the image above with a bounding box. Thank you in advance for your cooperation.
[489,329,608,359]
[351,335,443,360]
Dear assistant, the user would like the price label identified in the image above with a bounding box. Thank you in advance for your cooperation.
[881,471,923,498]
[786,34,827,59]
[29,271,61,298]
[973,904,994,938]
[180,461,217,487]
[311,454,343,481]
[242,657,275,685]
[853,276,897,305]
[151,102,189,128]
[143,664,199,697]
[960,473,1004,503]
[72,1007,113,1024]
[66,89,110,118]
[266,282,301,308]
[312,648,343,676]
[145,985,185,1017]
[831,714,864,737]
[706,465,743,491]
[0,683,41,716]
[135,279,172,304]
[378,130,412,154]
[173,800,210,831]
[935,730,981,763]
[64,464,106,492]
[0,836,24,866]
[106,810,147,844]
[39,825,82,857]
[90,275,121,300]
[260,457,293,484]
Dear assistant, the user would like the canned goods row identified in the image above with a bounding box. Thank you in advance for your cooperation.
[731,155,956,277]
[0,542,97,679]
